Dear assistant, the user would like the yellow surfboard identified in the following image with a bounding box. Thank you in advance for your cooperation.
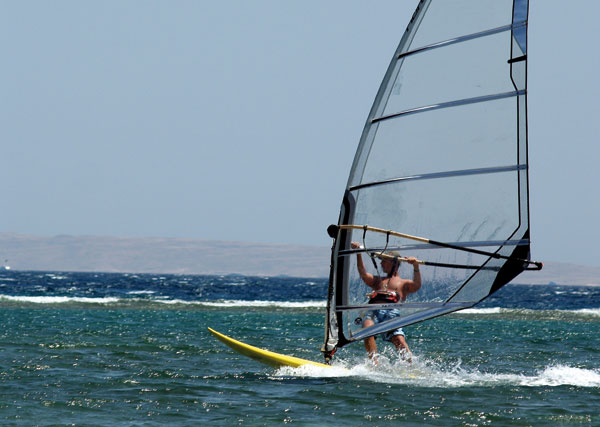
[208,327,332,369]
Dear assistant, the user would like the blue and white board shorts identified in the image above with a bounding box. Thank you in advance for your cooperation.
[364,309,405,341]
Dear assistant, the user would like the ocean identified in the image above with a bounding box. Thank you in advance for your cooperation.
[0,270,598,425]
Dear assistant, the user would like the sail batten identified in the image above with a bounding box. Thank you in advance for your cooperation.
[323,0,538,358]
[371,90,526,123]
[349,164,527,191]
[398,21,526,60]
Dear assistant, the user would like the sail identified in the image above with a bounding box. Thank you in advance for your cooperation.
[323,0,538,355]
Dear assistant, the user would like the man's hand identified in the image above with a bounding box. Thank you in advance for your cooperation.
[405,256,420,268]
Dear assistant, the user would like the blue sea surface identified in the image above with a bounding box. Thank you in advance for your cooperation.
[1,270,599,425]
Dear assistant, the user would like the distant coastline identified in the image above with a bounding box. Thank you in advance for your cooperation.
[1,232,599,286]
[0,232,330,278]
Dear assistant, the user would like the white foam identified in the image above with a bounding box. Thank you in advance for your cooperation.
[223,282,247,286]
[275,357,600,388]
[0,295,120,304]
[152,298,195,305]
[199,300,325,308]
[456,307,504,314]
[570,308,600,317]
[276,364,353,378]
[131,298,324,308]
[525,365,600,387]
[0,295,325,308]
[418,363,600,388]
[456,307,600,318]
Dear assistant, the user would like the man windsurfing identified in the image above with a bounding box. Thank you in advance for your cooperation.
[350,241,422,362]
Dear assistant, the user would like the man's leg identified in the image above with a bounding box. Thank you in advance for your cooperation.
[391,334,412,362]
[363,318,377,360]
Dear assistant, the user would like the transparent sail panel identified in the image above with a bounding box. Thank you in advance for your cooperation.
[341,248,492,307]
[351,171,521,244]
[342,306,426,340]
[360,97,518,184]
[510,53,526,90]
[409,0,514,49]
[384,31,514,116]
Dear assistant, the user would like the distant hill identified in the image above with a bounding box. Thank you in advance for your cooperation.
[1,232,598,285]
[516,262,600,286]
[0,233,330,278]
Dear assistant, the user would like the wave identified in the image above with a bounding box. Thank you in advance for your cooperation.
[0,295,120,304]
[199,300,325,308]
[45,274,68,280]
[0,294,595,314]
[457,307,504,314]
[276,361,600,388]
[0,294,325,309]
[454,306,600,318]
[570,308,600,317]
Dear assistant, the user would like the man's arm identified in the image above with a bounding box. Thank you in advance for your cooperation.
[404,257,422,294]
[351,241,376,288]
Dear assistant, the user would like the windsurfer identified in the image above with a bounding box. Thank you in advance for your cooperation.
[350,241,422,362]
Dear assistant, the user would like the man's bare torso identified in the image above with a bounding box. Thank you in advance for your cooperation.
[372,276,410,301]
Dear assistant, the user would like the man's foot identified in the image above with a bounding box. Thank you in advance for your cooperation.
[400,349,412,364]
[368,351,379,366]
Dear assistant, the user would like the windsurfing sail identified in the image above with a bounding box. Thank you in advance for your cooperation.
[322,0,541,359]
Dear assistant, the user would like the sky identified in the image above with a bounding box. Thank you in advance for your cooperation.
[1,1,599,267]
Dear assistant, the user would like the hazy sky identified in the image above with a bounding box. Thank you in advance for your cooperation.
[2,1,599,267]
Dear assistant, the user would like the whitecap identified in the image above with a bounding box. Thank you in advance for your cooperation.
[199,299,326,308]
[455,307,504,314]
[569,308,600,317]
[0,295,120,304]
[153,299,195,305]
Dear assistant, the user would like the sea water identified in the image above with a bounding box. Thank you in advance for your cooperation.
[0,270,598,425]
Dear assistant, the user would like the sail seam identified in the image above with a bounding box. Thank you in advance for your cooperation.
[397,21,527,60]
[371,90,526,124]
[349,164,527,191]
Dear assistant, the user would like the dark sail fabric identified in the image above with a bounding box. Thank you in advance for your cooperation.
[323,0,532,354]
